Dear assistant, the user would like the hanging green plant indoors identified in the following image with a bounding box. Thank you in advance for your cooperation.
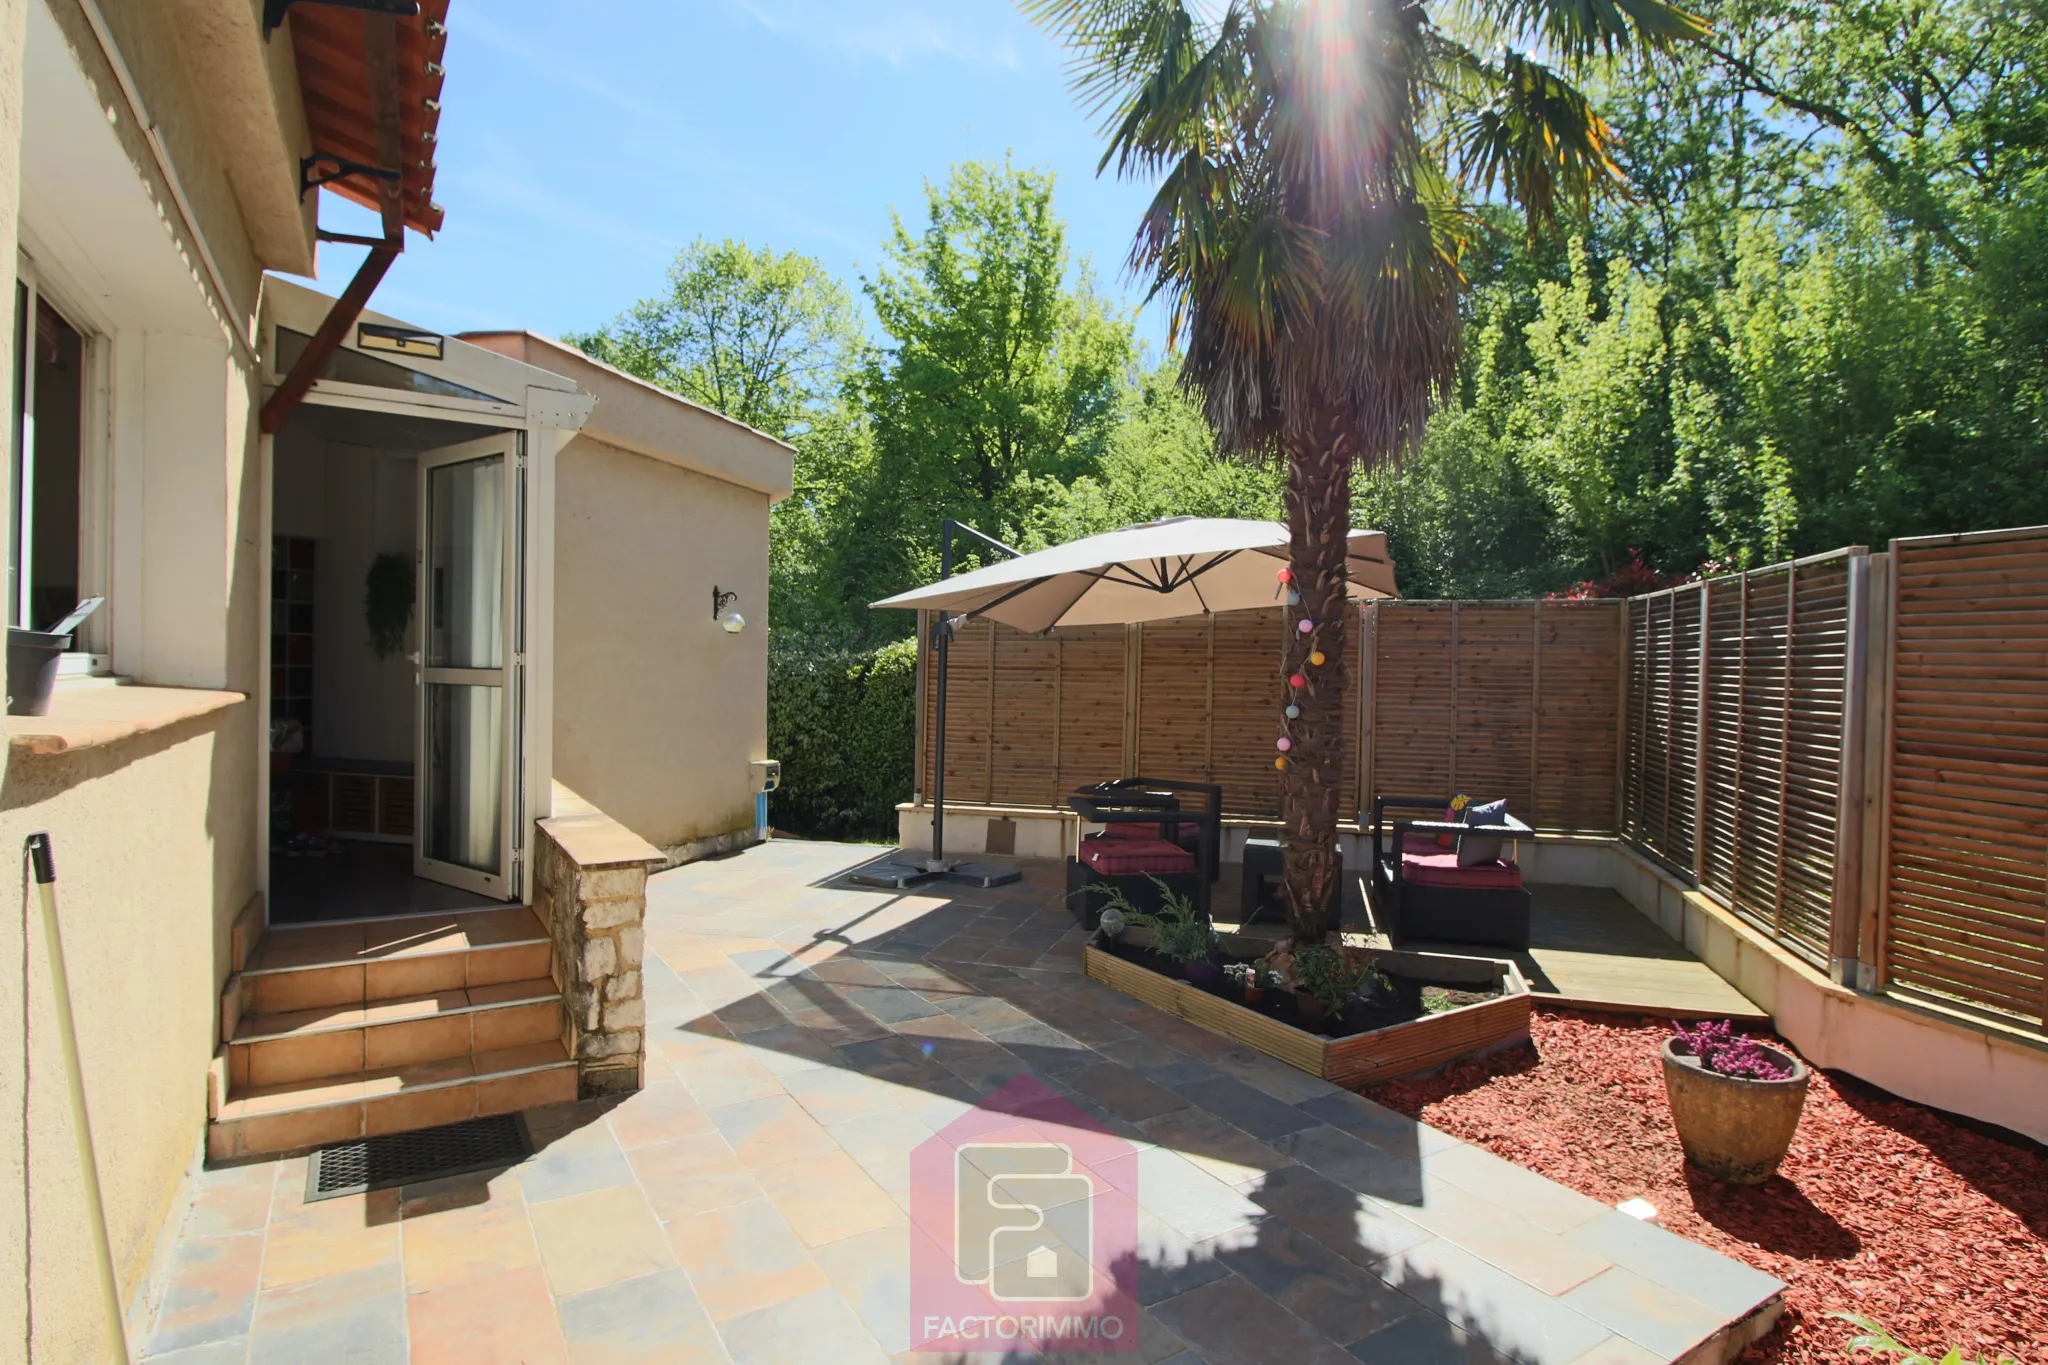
[364,552,414,659]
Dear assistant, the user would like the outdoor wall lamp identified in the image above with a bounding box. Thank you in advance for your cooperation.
[713,586,745,633]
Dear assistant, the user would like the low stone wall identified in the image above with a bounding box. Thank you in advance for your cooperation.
[533,785,664,1097]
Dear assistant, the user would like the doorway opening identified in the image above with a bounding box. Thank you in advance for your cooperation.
[269,401,523,924]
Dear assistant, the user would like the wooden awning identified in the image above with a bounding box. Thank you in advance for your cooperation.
[290,0,451,236]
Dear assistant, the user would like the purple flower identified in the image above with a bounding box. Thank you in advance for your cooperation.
[1671,1020,1793,1081]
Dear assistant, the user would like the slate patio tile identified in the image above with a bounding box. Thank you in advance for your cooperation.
[1252,1165,1433,1271]
[827,1108,938,1195]
[716,1284,892,1365]
[556,1267,729,1364]
[516,1118,640,1205]
[1104,1147,1263,1244]
[669,1047,787,1110]
[1268,1124,1427,1205]
[707,1093,842,1169]
[1558,1266,1732,1360]
[730,1024,843,1076]
[527,1185,676,1298]
[1062,1061,1193,1122]
[1136,1106,1296,1188]
[1295,1091,1462,1159]
[1565,1210,1786,1320]
[625,1130,761,1222]
[245,1260,408,1365]
[810,1219,926,1354]
[1129,1210,1237,1305]
[1374,1236,1613,1365]
[1561,1334,1665,1364]
[842,984,945,1024]
[1385,1179,1613,1297]
[603,1080,716,1149]
[1148,1274,1360,1365]
[184,1160,278,1238]
[1422,1142,1613,1236]
[146,1232,264,1354]
[754,1147,906,1248]
[1036,1309,1199,1364]
[1174,1076,1323,1142]
[399,1190,541,1294]
[782,1064,913,1126]
[406,1263,568,1365]
[1216,1220,1422,1347]
[666,1196,831,1322]
[1346,1309,1517,1364]
[1208,1049,1343,1104]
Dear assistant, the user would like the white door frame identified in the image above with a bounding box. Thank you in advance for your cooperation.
[414,431,522,900]
[255,280,588,914]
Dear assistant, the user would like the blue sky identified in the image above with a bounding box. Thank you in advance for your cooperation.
[318,0,1171,347]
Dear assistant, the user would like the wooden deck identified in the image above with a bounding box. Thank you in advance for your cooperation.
[1212,875,1766,1021]
[1400,883,1767,1021]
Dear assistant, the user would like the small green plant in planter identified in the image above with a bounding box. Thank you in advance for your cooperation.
[1090,880,1219,982]
[1287,942,1390,1024]
[363,552,415,659]
[1833,1315,2019,1365]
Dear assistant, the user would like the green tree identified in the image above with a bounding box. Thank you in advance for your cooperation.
[567,237,861,441]
[1024,0,1705,940]
[825,160,1135,633]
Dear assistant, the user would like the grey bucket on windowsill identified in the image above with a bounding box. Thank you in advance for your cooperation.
[8,628,72,716]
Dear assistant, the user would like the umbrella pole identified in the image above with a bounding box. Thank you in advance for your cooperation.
[849,520,1019,891]
[927,612,949,871]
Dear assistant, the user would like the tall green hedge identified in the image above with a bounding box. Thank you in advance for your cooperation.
[766,636,917,842]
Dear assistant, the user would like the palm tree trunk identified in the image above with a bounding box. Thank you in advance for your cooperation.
[1279,399,1355,943]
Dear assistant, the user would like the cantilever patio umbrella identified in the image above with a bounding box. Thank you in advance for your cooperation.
[849,517,1398,889]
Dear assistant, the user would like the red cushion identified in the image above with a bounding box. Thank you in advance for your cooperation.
[1081,838,1196,876]
[1400,834,1440,856]
[1401,851,1522,890]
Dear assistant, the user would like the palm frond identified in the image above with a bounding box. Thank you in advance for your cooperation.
[1453,0,1708,65]
[1451,48,1624,224]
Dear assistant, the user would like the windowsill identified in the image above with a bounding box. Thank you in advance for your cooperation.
[6,678,246,756]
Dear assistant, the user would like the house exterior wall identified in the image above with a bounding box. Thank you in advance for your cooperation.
[0,0,302,1355]
[552,432,772,860]
[0,705,255,1357]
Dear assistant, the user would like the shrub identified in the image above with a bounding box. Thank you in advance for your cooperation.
[1091,878,1217,965]
[766,635,917,841]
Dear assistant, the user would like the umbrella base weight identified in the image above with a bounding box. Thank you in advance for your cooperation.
[847,855,1021,889]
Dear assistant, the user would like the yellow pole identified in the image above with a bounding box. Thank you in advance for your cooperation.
[26,834,130,1363]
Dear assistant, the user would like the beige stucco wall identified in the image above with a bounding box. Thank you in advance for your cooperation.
[552,433,771,858]
[0,703,257,1359]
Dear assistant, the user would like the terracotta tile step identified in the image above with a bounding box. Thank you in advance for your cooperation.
[249,906,550,973]
[239,934,555,1016]
[207,1041,577,1161]
[228,980,565,1088]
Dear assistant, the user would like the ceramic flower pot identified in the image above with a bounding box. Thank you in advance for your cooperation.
[1661,1038,1810,1184]
[1293,992,1327,1025]
[1242,981,1265,1005]
[1183,956,1221,985]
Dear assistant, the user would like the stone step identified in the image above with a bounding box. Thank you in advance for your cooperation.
[207,1040,577,1161]
[226,977,563,1089]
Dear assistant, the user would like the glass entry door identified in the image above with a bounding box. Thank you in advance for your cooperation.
[415,433,523,899]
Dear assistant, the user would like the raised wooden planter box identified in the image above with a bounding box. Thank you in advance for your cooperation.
[1083,943,1532,1088]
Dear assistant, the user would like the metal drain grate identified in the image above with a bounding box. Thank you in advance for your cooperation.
[305,1113,532,1203]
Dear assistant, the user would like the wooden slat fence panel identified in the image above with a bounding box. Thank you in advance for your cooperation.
[917,600,1621,834]
[1626,552,1859,969]
[1881,528,2048,1031]
[1367,599,1622,833]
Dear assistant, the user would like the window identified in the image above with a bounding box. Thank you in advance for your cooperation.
[9,280,84,632]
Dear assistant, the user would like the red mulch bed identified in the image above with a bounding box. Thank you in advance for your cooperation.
[1365,1008,2048,1364]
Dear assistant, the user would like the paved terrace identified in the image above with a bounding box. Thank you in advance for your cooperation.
[142,841,1782,1364]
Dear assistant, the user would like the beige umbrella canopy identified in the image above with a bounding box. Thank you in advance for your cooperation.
[871,516,1399,630]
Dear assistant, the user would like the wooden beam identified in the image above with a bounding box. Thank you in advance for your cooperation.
[258,240,398,434]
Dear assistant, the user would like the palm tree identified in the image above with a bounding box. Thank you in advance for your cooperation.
[1023,0,1706,942]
